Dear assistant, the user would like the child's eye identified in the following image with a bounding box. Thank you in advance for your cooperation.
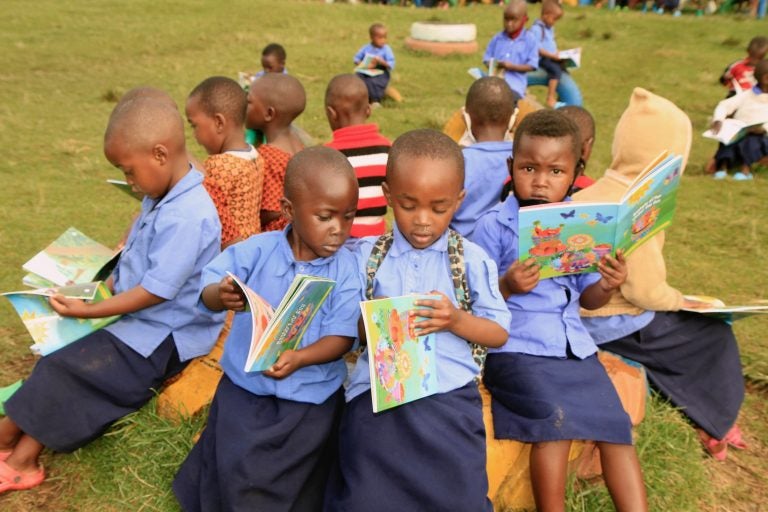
[552,168,564,175]
[433,208,448,214]
[520,166,535,173]
[344,212,356,220]
[316,214,331,222]
[399,204,415,211]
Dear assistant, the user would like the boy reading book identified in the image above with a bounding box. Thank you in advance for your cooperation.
[353,23,395,105]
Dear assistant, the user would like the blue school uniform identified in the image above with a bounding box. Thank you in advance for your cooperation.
[354,43,396,103]
[6,168,223,453]
[452,140,513,239]
[471,198,633,444]
[483,29,539,98]
[325,226,510,512]
[529,19,563,81]
[173,228,360,512]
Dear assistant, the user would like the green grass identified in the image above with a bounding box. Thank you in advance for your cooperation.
[0,0,767,510]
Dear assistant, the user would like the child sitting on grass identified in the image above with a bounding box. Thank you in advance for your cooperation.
[0,96,224,494]
[472,110,648,512]
[255,42,287,78]
[173,146,360,511]
[719,36,768,97]
[324,73,391,238]
[186,76,264,248]
[324,129,511,512]
[247,73,306,231]
[353,23,396,106]
[529,0,565,108]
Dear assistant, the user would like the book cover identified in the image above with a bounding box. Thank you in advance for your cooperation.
[702,118,767,145]
[107,179,143,200]
[2,281,120,356]
[558,47,582,69]
[355,53,385,77]
[361,295,439,413]
[681,295,768,321]
[234,273,336,373]
[518,153,683,279]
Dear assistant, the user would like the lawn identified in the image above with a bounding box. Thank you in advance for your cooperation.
[0,0,766,510]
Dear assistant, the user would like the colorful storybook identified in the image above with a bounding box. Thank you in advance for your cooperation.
[355,54,385,77]
[702,118,768,145]
[558,47,582,69]
[518,152,683,279]
[681,295,768,321]
[360,295,439,413]
[2,282,119,356]
[228,272,336,373]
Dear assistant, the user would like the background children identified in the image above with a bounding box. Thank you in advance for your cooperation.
[173,146,361,511]
[482,0,538,100]
[451,76,517,238]
[353,23,396,105]
[247,73,306,232]
[325,129,511,512]
[0,96,224,494]
[576,88,747,461]
[186,76,264,248]
[719,36,768,96]
[472,110,647,512]
[324,73,391,238]
[529,0,564,108]
[559,105,597,192]
[255,43,287,77]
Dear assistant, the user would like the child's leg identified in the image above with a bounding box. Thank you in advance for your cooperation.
[597,442,648,512]
[530,440,571,512]
[547,79,559,108]
[5,435,44,473]
[0,417,22,451]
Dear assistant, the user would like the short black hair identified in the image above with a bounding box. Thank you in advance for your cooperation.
[262,43,286,62]
[541,0,563,15]
[747,36,768,57]
[557,105,595,142]
[466,76,519,126]
[513,109,581,161]
[189,76,247,125]
[369,23,386,37]
[387,129,464,184]
[284,146,356,201]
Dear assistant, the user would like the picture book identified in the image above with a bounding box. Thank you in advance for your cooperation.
[107,179,142,200]
[360,295,439,413]
[355,53,385,77]
[468,58,500,80]
[702,118,767,145]
[558,47,582,69]
[232,273,336,373]
[21,227,121,288]
[2,281,120,356]
[681,295,768,321]
[518,152,683,279]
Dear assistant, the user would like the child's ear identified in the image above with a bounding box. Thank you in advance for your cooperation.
[280,197,294,222]
[214,113,226,133]
[265,106,277,122]
[382,181,393,207]
[325,105,338,124]
[582,137,595,164]
[364,103,372,119]
[456,188,466,208]
[152,144,169,165]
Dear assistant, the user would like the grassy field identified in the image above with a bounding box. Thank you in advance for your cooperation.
[0,0,766,510]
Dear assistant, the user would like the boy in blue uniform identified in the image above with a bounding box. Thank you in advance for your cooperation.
[0,96,224,494]
[173,146,361,512]
[471,110,647,512]
[324,129,511,512]
[353,23,396,105]
[452,76,517,239]
[530,0,565,108]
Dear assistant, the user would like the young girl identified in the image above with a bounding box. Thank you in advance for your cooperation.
[472,110,647,512]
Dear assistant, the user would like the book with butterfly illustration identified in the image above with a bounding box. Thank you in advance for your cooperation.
[681,295,768,321]
[229,272,336,373]
[518,152,683,279]
[360,295,439,413]
[1,282,120,356]
[355,53,386,77]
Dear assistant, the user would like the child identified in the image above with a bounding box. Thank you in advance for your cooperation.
[173,146,361,511]
[353,23,396,105]
[529,0,565,108]
[559,105,597,192]
[451,76,517,238]
[0,96,224,493]
[324,129,511,512]
[720,36,768,96]
[247,73,306,231]
[482,0,539,100]
[255,42,287,77]
[471,110,648,512]
[712,59,768,180]
[186,76,264,248]
[324,73,391,238]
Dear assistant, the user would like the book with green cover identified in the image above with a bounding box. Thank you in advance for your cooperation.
[361,295,439,413]
[355,53,385,77]
[558,47,582,68]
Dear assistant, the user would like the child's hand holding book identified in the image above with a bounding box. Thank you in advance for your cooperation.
[596,250,627,293]
[500,258,540,297]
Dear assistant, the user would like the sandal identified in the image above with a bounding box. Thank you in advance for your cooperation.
[724,424,748,450]
[0,460,45,494]
[697,429,727,461]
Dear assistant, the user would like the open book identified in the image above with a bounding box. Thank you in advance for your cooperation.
[681,295,768,321]
[361,295,439,413]
[355,53,386,77]
[702,118,767,145]
[519,152,683,279]
[107,179,142,200]
[558,47,582,69]
[2,282,119,356]
[468,58,501,80]
[228,273,336,373]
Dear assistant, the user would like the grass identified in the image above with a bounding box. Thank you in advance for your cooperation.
[0,0,766,510]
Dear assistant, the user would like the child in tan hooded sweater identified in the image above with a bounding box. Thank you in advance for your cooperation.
[574,88,746,461]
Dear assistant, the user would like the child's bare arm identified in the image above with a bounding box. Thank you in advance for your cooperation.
[539,48,560,60]
[500,61,536,73]
[50,285,164,319]
[412,292,508,348]
[201,276,246,312]
[499,258,540,299]
[263,335,355,379]
[580,251,628,310]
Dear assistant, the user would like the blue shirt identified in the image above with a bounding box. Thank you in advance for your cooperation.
[452,141,513,239]
[529,19,557,54]
[582,312,655,344]
[483,29,539,97]
[345,226,511,401]
[354,43,396,71]
[202,229,361,404]
[471,197,601,359]
[106,168,224,361]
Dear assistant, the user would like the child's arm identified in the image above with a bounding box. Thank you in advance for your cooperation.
[412,292,508,348]
[200,276,247,312]
[539,48,560,61]
[263,335,355,379]
[49,285,164,318]
[499,258,540,299]
[499,61,535,73]
[579,251,628,310]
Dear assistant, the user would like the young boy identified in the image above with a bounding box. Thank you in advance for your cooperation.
[324,129,511,512]
[173,146,361,511]
[256,42,287,77]
[471,110,647,512]
[482,0,538,100]
[559,105,597,192]
[247,73,306,232]
[324,73,391,238]
[0,96,224,493]
[451,76,517,239]
[186,76,264,248]
[529,0,565,108]
[353,23,396,105]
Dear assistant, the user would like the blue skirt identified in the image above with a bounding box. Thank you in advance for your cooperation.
[324,383,492,512]
[173,375,343,512]
[715,133,768,168]
[4,330,185,453]
[356,71,390,103]
[483,352,633,444]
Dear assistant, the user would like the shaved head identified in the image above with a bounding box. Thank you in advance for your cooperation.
[387,129,464,188]
[117,86,178,110]
[251,73,306,121]
[105,97,186,153]
[284,146,356,201]
[505,0,527,16]
[325,74,369,115]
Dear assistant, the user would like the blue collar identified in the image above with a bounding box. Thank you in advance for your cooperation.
[273,226,337,276]
[388,224,449,257]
